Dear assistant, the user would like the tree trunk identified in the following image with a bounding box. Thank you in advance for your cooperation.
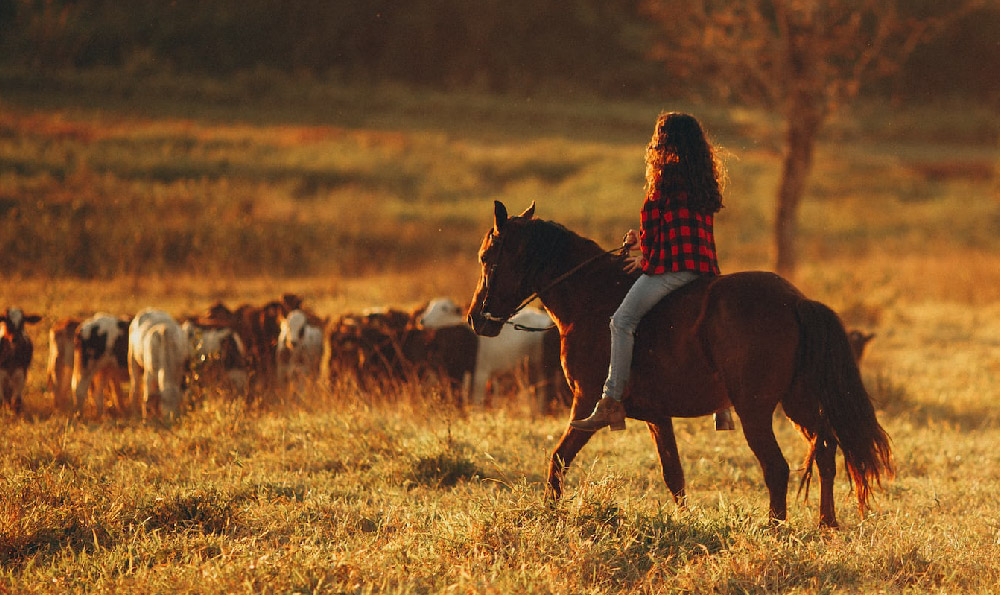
[773,3,825,279]
[773,107,822,278]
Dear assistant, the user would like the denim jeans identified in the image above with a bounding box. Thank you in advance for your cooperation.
[602,271,697,402]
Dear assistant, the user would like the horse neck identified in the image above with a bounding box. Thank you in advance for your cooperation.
[532,230,631,331]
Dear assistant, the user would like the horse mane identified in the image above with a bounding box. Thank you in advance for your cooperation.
[523,218,607,259]
[522,217,627,282]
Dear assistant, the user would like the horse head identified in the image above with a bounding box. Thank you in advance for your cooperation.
[467,201,536,337]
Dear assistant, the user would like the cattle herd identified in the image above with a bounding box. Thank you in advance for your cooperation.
[0,295,571,421]
[1,299,875,423]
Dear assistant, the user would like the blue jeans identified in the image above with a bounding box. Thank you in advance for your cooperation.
[602,271,697,402]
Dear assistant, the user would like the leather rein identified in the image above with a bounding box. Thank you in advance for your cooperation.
[480,233,629,332]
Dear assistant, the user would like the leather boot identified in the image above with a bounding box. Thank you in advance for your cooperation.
[714,407,736,431]
[570,396,626,432]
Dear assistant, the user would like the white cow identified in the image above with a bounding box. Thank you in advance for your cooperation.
[417,297,553,405]
[72,313,131,417]
[128,308,189,420]
[276,309,324,386]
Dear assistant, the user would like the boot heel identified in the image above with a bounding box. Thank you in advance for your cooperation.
[609,420,626,431]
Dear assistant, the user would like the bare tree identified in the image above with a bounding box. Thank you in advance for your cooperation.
[642,0,980,277]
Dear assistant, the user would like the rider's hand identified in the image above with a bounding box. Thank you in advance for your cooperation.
[623,253,645,274]
[623,229,639,249]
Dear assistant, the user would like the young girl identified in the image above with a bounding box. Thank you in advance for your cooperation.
[571,112,733,432]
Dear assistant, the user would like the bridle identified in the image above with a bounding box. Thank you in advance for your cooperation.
[478,227,627,331]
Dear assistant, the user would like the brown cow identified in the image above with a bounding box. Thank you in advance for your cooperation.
[406,324,479,398]
[194,294,306,385]
[47,317,81,411]
[0,307,43,414]
[322,312,407,391]
[322,309,478,399]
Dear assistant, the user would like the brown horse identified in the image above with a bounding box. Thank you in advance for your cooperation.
[467,202,893,528]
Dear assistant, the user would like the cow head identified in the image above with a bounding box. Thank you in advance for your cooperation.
[416,297,466,329]
[195,302,236,328]
[0,307,42,342]
[280,310,309,349]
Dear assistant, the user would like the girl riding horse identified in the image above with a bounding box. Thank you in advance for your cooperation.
[572,112,734,432]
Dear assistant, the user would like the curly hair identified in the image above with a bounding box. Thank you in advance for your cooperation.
[644,112,726,214]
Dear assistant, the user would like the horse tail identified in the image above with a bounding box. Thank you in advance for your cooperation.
[794,299,894,514]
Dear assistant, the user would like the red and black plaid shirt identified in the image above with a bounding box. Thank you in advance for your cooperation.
[639,188,720,275]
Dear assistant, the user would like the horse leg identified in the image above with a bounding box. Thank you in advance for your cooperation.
[814,436,839,528]
[647,420,685,507]
[546,426,595,500]
[782,388,839,528]
[739,410,790,524]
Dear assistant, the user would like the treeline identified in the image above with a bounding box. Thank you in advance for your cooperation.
[0,0,998,101]
[0,0,657,96]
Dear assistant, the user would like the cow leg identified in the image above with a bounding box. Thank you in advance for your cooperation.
[92,369,107,418]
[73,369,91,417]
[47,363,67,411]
[128,350,142,417]
[9,370,25,414]
[648,420,686,507]
[470,367,489,406]
[142,368,159,418]
[0,370,9,409]
[110,370,130,415]
[58,366,74,412]
[532,355,552,416]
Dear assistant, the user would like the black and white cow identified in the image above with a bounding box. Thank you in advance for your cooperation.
[72,313,131,417]
[276,309,324,387]
[0,307,42,414]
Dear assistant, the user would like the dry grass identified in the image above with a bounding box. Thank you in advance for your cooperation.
[2,74,1000,593]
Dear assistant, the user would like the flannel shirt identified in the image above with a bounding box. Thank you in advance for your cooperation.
[639,187,720,275]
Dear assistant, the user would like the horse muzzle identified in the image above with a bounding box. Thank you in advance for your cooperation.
[468,311,505,337]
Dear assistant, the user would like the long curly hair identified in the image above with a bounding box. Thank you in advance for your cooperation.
[645,112,725,214]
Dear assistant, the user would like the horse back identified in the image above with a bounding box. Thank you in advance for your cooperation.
[629,271,805,419]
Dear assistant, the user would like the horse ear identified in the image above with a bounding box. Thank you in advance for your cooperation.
[493,201,508,233]
[518,201,535,219]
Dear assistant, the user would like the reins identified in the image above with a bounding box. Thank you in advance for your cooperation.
[483,242,628,332]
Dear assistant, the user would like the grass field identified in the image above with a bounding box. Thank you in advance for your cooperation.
[2,70,1000,593]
